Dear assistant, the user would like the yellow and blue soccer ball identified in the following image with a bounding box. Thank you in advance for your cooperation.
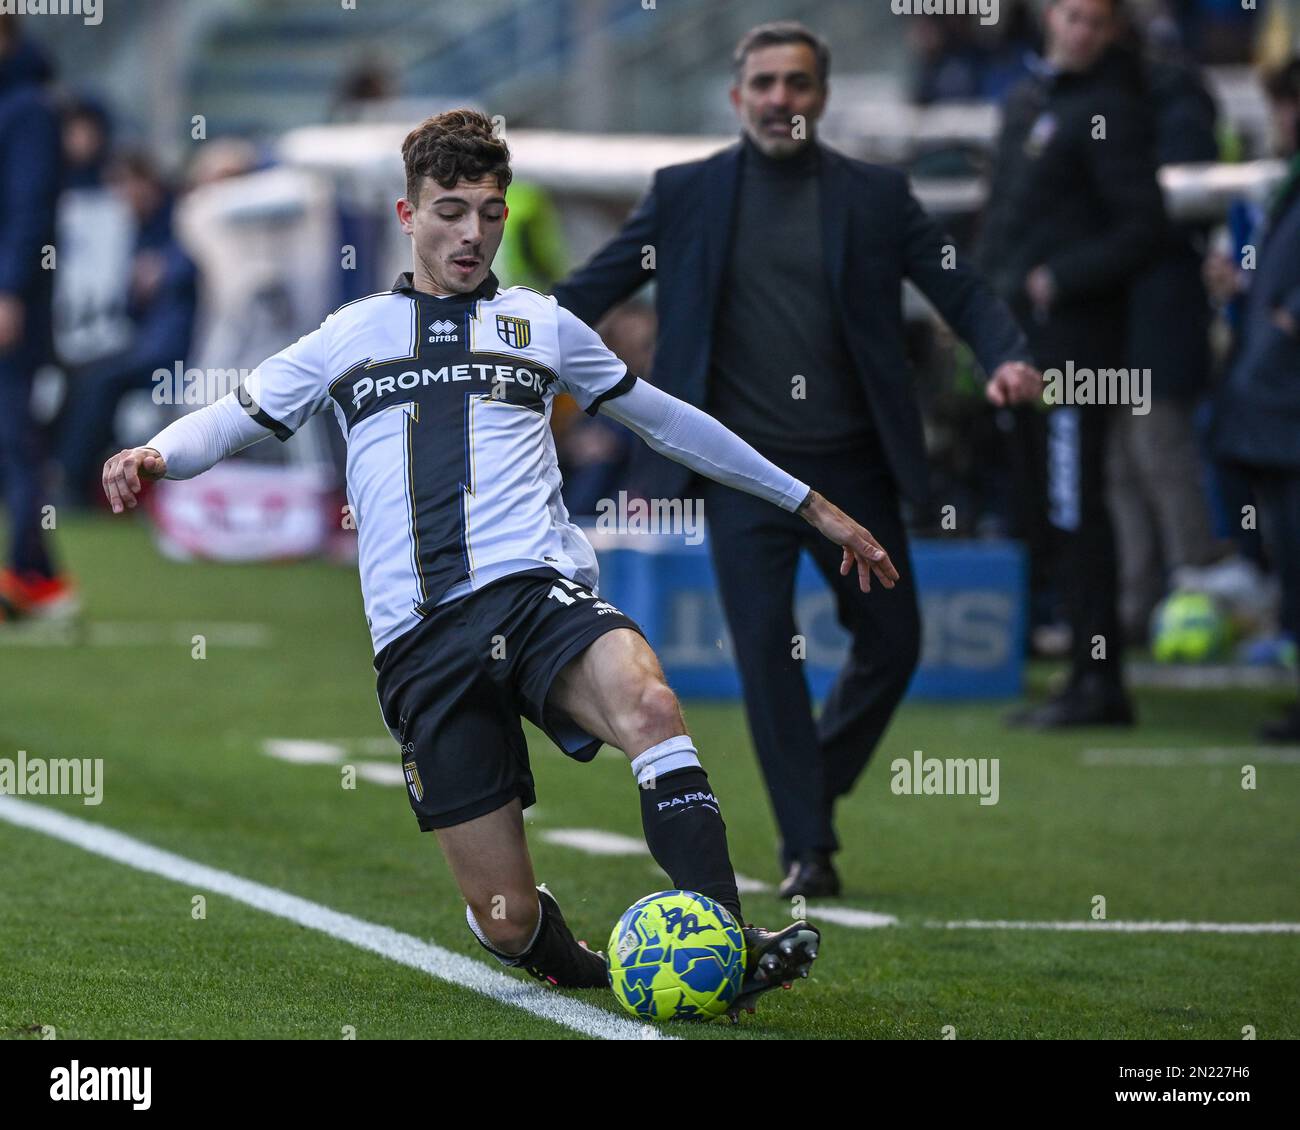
[1151,591,1230,663]
[606,890,746,1021]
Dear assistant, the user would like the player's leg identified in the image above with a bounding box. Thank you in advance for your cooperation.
[435,798,540,953]
[374,586,607,990]
[547,627,820,1015]
[435,797,607,988]
[546,627,741,910]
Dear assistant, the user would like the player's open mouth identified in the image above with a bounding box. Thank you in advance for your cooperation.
[451,257,480,273]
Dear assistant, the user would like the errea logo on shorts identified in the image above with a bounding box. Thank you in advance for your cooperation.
[428,319,458,344]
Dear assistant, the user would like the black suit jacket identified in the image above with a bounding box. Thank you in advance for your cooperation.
[552,139,1031,507]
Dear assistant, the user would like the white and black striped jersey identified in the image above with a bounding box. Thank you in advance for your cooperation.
[237,271,635,654]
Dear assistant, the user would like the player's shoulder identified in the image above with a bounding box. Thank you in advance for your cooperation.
[315,289,413,343]
[495,284,557,313]
[492,284,570,331]
[324,287,410,323]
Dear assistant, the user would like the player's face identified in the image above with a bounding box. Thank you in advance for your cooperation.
[730,43,826,158]
[1046,0,1114,73]
[397,174,507,295]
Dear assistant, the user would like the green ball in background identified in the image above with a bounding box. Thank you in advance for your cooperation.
[1151,592,1231,664]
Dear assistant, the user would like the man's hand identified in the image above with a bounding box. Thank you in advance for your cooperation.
[0,294,25,351]
[985,361,1044,407]
[797,489,899,593]
[103,447,167,514]
[1272,307,1298,338]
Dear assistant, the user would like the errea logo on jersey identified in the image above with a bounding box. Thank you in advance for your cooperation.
[428,319,458,343]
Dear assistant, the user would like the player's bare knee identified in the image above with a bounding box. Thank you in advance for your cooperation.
[618,677,684,752]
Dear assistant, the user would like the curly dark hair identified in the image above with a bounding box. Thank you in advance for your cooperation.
[401,109,512,203]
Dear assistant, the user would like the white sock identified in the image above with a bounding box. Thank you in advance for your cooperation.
[629,734,701,788]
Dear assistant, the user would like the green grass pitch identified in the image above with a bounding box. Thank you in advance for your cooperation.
[1,517,1296,1039]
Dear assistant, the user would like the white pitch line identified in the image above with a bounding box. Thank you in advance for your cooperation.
[926,919,1300,934]
[543,827,772,892]
[263,739,347,764]
[1081,747,1300,766]
[0,796,669,1041]
[541,828,645,856]
[807,906,899,928]
[355,763,406,787]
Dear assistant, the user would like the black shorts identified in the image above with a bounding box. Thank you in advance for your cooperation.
[373,566,646,831]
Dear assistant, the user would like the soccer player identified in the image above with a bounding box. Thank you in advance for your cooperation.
[102,110,899,1018]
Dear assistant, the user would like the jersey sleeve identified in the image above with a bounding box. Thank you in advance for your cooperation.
[552,302,638,416]
[235,322,331,440]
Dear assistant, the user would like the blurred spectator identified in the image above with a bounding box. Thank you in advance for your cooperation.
[1107,10,1227,644]
[1170,0,1260,65]
[1211,58,1300,741]
[53,151,199,505]
[0,15,75,622]
[61,95,113,189]
[185,137,259,191]
[981,0,1166,727]
[331,58,397,123]
[910,15,985,104]
[52,94,135,373]
[909,0,1041,105]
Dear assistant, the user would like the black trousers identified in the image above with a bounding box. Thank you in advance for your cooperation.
[1044,404,1124,682]
[701,445,920,862]
[1251,466,1300,693]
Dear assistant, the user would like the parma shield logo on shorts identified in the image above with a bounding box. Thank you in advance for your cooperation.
[403,760,424,804]
[496,314,531,349]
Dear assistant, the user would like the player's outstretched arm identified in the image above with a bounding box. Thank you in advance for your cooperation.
[596,378,898,592]
[102,391,272,513]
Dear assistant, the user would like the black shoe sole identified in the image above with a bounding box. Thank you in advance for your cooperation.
[726,924,820,1022]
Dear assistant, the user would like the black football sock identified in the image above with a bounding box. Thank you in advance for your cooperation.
[632,737,743,925]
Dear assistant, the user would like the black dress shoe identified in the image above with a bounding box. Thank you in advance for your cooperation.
[1005,678,1135,730]
[777,855,841,899]
[1259,704,1300,743]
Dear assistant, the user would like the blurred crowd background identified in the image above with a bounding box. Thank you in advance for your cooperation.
[3,0,1300,681]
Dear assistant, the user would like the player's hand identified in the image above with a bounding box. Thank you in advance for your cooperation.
[797,490,899,593]
[986,361,1044,407]
[103,446,167,514]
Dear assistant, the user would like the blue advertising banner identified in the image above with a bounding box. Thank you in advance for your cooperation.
[589,534,1026,700]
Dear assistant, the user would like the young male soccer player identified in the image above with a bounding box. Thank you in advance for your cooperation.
[102,110,900,1018]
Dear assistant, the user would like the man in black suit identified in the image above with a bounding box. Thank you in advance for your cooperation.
[554,21,1040,897]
